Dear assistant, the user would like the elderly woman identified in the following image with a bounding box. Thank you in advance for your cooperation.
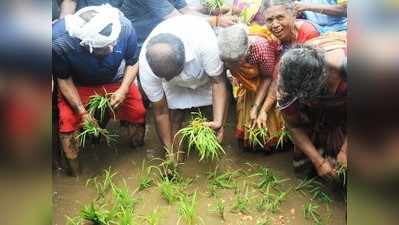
[218,25,283,150]
[255,0,320,133]
[277,32,347,177]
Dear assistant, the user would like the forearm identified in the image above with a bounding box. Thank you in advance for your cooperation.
[119,63,138,93]
[305,3,347,17]
[340,136,348,155]
[57,77,86,114]
[253,78,271,110]
[153,98,173,147]
[260,79,277,113]
[59,0,77,19]
[211,75,228,127]
[290,126,325,167]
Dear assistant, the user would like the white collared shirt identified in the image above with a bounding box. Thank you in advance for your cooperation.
[139,15,224,109]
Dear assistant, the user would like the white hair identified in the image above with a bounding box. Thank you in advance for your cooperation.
[217,24,249,62]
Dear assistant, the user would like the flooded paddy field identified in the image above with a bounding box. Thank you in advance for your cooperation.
[53,110,346,225]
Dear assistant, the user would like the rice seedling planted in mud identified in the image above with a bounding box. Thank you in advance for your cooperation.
[78,119,118,147]
[256,184,288,214]
[111,180,139,211]
[295,177,332,204]
[231,183,251,214]
[158,178,184,204]
[256,217,272,225]
[144,208,162,225]
[177,192,199,225]
[86,90,116,122]
[66,216,83,225]
[303,201,322,225]
[209,198,225,221]
[207,167,240,190]
[116,206,137,225]
[86,167,117,200]
[247,127,269,148]
[80,202,116,225]
[250,166,288,190]
[174,111,225,161]
[137,160,154,192]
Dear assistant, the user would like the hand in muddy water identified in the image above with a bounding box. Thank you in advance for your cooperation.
[255,110,268,129]
[317,158,336,178]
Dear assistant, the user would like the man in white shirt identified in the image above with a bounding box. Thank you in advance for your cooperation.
[139,15,228,162]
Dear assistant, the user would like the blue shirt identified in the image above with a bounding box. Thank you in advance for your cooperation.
[120,0,187,50]
[76,0,124,10]
[52,16,138,86]
[301,0,347,33]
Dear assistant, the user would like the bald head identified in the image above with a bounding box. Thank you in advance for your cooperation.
[145,33,185,81]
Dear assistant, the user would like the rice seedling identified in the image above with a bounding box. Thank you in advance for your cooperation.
[256,184,287,214]
[65,216,83,225]
[231,183,251,214]
[158,178,184,204]
[207,167,239,190]
[80,202,116,225]
[274,127,292,149]
[137,160,154,192]
[250,166,288,190]
[209,198,225,220]
[247,127,269,148]
[336,163,347,187]
[256,217,272,225]
[86,167,117,200]
[295,177,332,204]
[202,0,224,13]
[115,206,137,225]
[303,201,322,225]
[174,111,225,161]
[78,119,118,147]
[86,90,116,122]
[177,192,199,225]
[111,180,138,211]
[144,208,162,225]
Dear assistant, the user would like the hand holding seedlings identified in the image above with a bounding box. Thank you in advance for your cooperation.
[174,112,225,161]
[109,88,127,109]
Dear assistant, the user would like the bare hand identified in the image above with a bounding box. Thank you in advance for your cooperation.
[249,106,258,128]
[218,15,238,27]
[80,112,98,126]
[256,110,268,129]
[293,2,310,14]
[110,88,127,109]
[203,121,224,143]
[316,159,336,178]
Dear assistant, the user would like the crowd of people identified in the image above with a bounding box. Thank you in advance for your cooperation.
[52,0,348,181]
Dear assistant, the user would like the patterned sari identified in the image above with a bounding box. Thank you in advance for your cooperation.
[231,27,284,150]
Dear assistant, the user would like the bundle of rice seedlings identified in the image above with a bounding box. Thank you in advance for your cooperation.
[247,127,269,148]
[202,0,225,14]
[78,119,118,147]
[86,89,116,122]
[174,112,225,161]
[336,163,347,187]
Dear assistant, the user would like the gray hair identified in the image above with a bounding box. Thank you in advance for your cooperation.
[217,24,249,62]
[146,33,185,79]
[264,0,294,13]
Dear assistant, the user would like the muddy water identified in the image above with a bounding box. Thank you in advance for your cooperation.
[53,110,346,225]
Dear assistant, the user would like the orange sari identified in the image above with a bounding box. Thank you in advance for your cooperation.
[231,27,284,150]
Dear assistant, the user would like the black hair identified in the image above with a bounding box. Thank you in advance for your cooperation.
[145,33,185,79]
